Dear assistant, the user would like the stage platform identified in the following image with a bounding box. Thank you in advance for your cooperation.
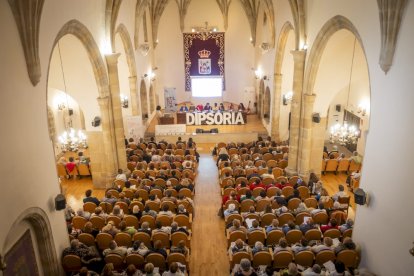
[146,114,268,144]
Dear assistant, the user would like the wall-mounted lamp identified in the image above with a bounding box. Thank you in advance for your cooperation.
[357,102,369,116]
[57,101,66,111]
[142,73,148,79]
[283,91,293,105]
[260,42,271,53]
[254,68,263,79]
[120,94,129,108]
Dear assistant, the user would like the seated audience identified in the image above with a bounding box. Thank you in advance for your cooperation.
[162,262,185,276]
[273,238,292,254]
[83,189,100,206]
[170,240,189,256]
[229,239,250,255]
[251,241,267,255]
[151,240,168,259]
[311,237,334,254]
[127,240,149,256]
[266,219,281,233]
[103,240,127,257]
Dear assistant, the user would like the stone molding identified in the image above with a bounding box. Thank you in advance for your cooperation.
[176,0,192,32]
[106,0,123,52]
[216,0,232,31]
[134,0,149,49]
[8,0,44,86]
[239,0,260,46]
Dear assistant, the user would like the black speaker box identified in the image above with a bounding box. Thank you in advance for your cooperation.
[55,194,66,211]
[354,188,366,205]
[196,128,203,134]
[335,104,341,112]
[312,113,321,123]
[210,128,219,133]
[68,108,74,116]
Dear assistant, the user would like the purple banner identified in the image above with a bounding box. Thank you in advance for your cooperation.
[183,32,225,91]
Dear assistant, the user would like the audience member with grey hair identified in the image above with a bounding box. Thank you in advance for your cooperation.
[233,258,257,276]
[224,203,238,217]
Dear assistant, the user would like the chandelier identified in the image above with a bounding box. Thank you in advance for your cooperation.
[330,37,359,146]
[56,41,87,152]
[330,122,359,145]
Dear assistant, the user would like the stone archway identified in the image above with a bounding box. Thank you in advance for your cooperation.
[263,86,271,123]
[303,15,370,175]
[149,83,155,113]
[48,19,117,187]
[271,21,294,141]
[140,79,148,120]
[2,207,60,275]
[257,79,265,118]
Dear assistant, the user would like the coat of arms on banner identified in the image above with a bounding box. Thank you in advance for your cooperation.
[198,49,211,74]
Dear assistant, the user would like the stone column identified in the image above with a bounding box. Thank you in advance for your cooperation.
[105,53,127,171]
[298,94,316,180]
[96,96,117,188]
[271,73,282,142]
[286,50,306,176]
[129,75,140,116]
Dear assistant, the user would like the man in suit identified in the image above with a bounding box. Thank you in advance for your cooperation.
[83,189,100,206]
[179,104,189,112]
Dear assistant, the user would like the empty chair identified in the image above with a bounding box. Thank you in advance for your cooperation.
[297,186,310,200]
[114,232,132,247]
[266,159,278,168]
[295,250,315,267]
[278,160,288,169]
[304,229,323,242]
[78,163,91,176]
[272,167,284,178]
[57,163,68,179]
[72,216,88,230]
[348,159,361,173]
[337,159,350,173]
[325,159,338,173]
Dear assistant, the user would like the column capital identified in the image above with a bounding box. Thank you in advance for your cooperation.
[128,75,137,81]
[290,49,307,61]
[105,53,121,65]
[97,96,110,107]
[303,94,316,104]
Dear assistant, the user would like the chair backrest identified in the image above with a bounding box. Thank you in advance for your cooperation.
[277,213,295,226]
[304,229,322,242]
[104,254,125,270]
[115,201,129,215]
[266,187,281,197]
[252,187,265,198]
[140,215,156,229]
[304,198,318,209]
[78,163,91,176]
[96,232,113,250]
[225,213,243,225]
[285,229,303,245]
[312,212,329,225]
[325,159,339,172]
[278,160,288,169]
[161,200,177,213]
[337,159,350,172]
[272,167,284,178]
[240,199,255,212]
[149,189,163,200]
[167,253,188,269]
[260,213,276,227]
[146,253,166,272]
[133,232,152,247]
[171,231,190,248]
[174,214,191,230]
[179,188,193,198]
[295,212,311,225]
[228,230,247,246]
[115,232,132,247]
[123,215,139,229]
[83,202,97,213]
[136,189,149,201]
[72,216,88,230]
[323,228,341,239]
[114,179,126,189]
[157,215,173,227]
[315,250,336,266]
[252,250,273,268]
[262,177,274,185]
[337,249,358,268]
[295,250,315,267]
[89,216,105,230]
[247,230,266,246]
[129,201,144,212]
[62,254,82,272]
[145,201,160,212]
[78,233,95,247]
[256,199,271,212]
[99,202,113,213]
[289,176,299,186]
[287,198,301,211]
[125,254,145,269]
[342,228,353,239]
[56,163,68,177]
[107,215,121,227]
[297,186,310,200]
[152,231,170,248]
[281,186,294,198]
[273,251,294,269]
[266,230,284,246]
[231,251,251,268]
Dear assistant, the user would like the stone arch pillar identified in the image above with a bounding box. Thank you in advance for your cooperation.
[257,80,265,118]
[303,15,367,176]
[263,86,271,123]
[140,79,148,120]
[50,19,118,187]
[149,83,156,113]
[2,207,61,275]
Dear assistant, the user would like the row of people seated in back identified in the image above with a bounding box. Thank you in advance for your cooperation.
[179,102,248,112]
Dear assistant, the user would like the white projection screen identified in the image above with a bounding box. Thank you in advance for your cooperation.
[191,77,223,97]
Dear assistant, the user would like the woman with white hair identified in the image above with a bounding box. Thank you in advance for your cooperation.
[224,203,238,217]
[251,241,267,255]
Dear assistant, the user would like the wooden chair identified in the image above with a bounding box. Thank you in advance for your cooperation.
[235,177,248,185]
[124,189,134,199]
[179,188,193,198]
[256,199,271,212]
[240,199,255,212]
[304,198,318,209]
[135,189,149,202]
[330,210,347,225]
[266,187,281,197]
[149,189,163,200]
[322,197,334,209]
[171,231,191,248]
[260,213,276,227]
[154,178,166,187]
[57,163,68,179]
[125,254,145,269]
[273,250,294,269]
[252,187,265,198]
[96,232,113,250]
[108,189,120,198]
[323,228,342,240]
[337,159,350,173]
[145,201,160,212]
[83,202,97,213]
[72,216,88,230]
[348,159,361,174]
[123,215,139,229]
[167,253,189,271]
[312,212,329,225]
[342,228,353,239]
[62,254,82,273]
[78,233,95,247]
[129,201,145,212]
[146,253,166,272]
[288,176,299,186]
[107,215,121,227]
[325,159,338,173]
[295,212,311,225]
[157,215,173,227]
[140,215,156,230]
[266,230,284,246]
[229,251,252,269]
[100,202,113,213]
[337,249,358,268]
[272,167,284,179]
[105,254,125,271]
[263,153,274,162]
[295,250,315,267]
[315,250,336,266]
[174,214,192,230]
[227,230,247,247]
[114,232,132,247]
[222,187,236,196]
[297,186,310,200]
[278,160,288,169]
[304,229,323,242]
[285,229,302,245]
[262,177,274,185]
[247,229,266,247]
[115,201,129,215]
[224,200,240,211]
[90,216,106,230]
[277,213,295,227]
[114,179,126,189]
[133,232,152,248]
[78,163,91,176]
[287,198,301,211]
[252,250,273,268]
[152,231,170,249]
[281,186,294,198]
[161,201,177,213]
[225,213,243,225]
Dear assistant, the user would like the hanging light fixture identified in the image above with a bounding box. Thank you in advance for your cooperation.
[56,41,87,152]
[330,37,360,146]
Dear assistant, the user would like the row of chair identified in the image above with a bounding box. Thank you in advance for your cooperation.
[229,248,358,270]
[322,159,361,174]
[73,213,192,232]
[56,163,91,179]
[104,186,194,202]
[226,228,352,248]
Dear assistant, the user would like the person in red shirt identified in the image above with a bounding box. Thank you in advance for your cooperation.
[249,179,266,191]
[196,104,204,112]
[320,218,339,233]
[222,191,240,206]
[66,157,76,173]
